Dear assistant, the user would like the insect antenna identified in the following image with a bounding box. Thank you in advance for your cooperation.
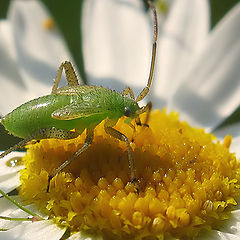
[136,0,158,102]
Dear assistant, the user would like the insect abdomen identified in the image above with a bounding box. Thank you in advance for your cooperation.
[2,94,80,138]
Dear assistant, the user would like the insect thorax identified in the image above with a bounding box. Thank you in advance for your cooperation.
[82,87,140,119]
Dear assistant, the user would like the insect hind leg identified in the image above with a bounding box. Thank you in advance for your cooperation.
[0,127,79,159]
[0,137,33,159]
[34,127,79,140]
[47,128,94,192]
[51,61,79,94]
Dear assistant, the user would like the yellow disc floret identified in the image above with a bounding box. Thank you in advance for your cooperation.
[19,110,240,239]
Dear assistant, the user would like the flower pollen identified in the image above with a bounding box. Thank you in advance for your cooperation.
[43,18,55,30]
[19,110,240,239]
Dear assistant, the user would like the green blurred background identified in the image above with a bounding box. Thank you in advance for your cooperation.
[0,0,239,150]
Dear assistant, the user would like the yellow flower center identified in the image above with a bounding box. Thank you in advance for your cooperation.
[19,110,240,239]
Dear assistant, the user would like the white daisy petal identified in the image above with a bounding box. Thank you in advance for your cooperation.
[8,0,73,98]
[230,135,240,157]
[169,3,240,131]
[0,173,20,195]
[0,152,25,194]
[83,0,151,94]
[213,123,240,141]
[1,1,240,239]
[0,198,27,231]
[0,220,65,240]
[0,152,25,174]
[0,196,47,218]
[216,231,240,240]
[0,195,20,217]
[228,209,240,234]
[0,20,19,85]
[153,0,210,107]
[197,210,240,239]
[197,229,240,240]
[0,20,29,115]
[68,232,103,240]
[0,196,46,231]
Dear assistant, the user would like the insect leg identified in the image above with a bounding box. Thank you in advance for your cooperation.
[136,102,152,127]
[51,61,79,94]
[47,128,94,191]
[0,128,79,159]
[104,119,139,193]
[122,87,135,99]
[0,136,33,159]
[142,102,152,126]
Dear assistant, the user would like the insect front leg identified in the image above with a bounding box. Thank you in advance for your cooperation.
[104,119,139,194]
[136,102,153,127]
[51,61,79,94]
[47,128,94,192]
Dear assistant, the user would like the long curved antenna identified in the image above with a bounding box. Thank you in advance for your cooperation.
[136,0,158,102]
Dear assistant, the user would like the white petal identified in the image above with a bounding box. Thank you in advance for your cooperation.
[0,197,27,231]
[0,152,25,174]
[0,20,29,115]
[0,171,20,194]
[169,3,240,131]
[8,0,74,98]
[216,232,240,240]
[222,209,240,236]
[0,20,19,84]
[213,123,240,141]
[82,0,152,95]
[0,196,47,219]
[197,210,240,239]
[68,232,103,240]
[230,135,240,158]
[0,152,25,194]
[0,196,46,231]
[197,228,240,240]
[0,220,65,240]
[0,195,20,216]
[152,0,210,108]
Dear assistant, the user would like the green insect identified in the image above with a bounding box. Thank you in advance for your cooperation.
[0,1,158,192]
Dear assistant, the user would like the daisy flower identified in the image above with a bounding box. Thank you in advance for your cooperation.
[1,0,240,239]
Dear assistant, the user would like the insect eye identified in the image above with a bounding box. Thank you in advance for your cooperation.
[124,107,132,117]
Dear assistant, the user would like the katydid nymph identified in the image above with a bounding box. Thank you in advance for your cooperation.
[0,1,158,193]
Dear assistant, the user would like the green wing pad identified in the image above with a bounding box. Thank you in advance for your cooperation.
[51,102,106,120]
